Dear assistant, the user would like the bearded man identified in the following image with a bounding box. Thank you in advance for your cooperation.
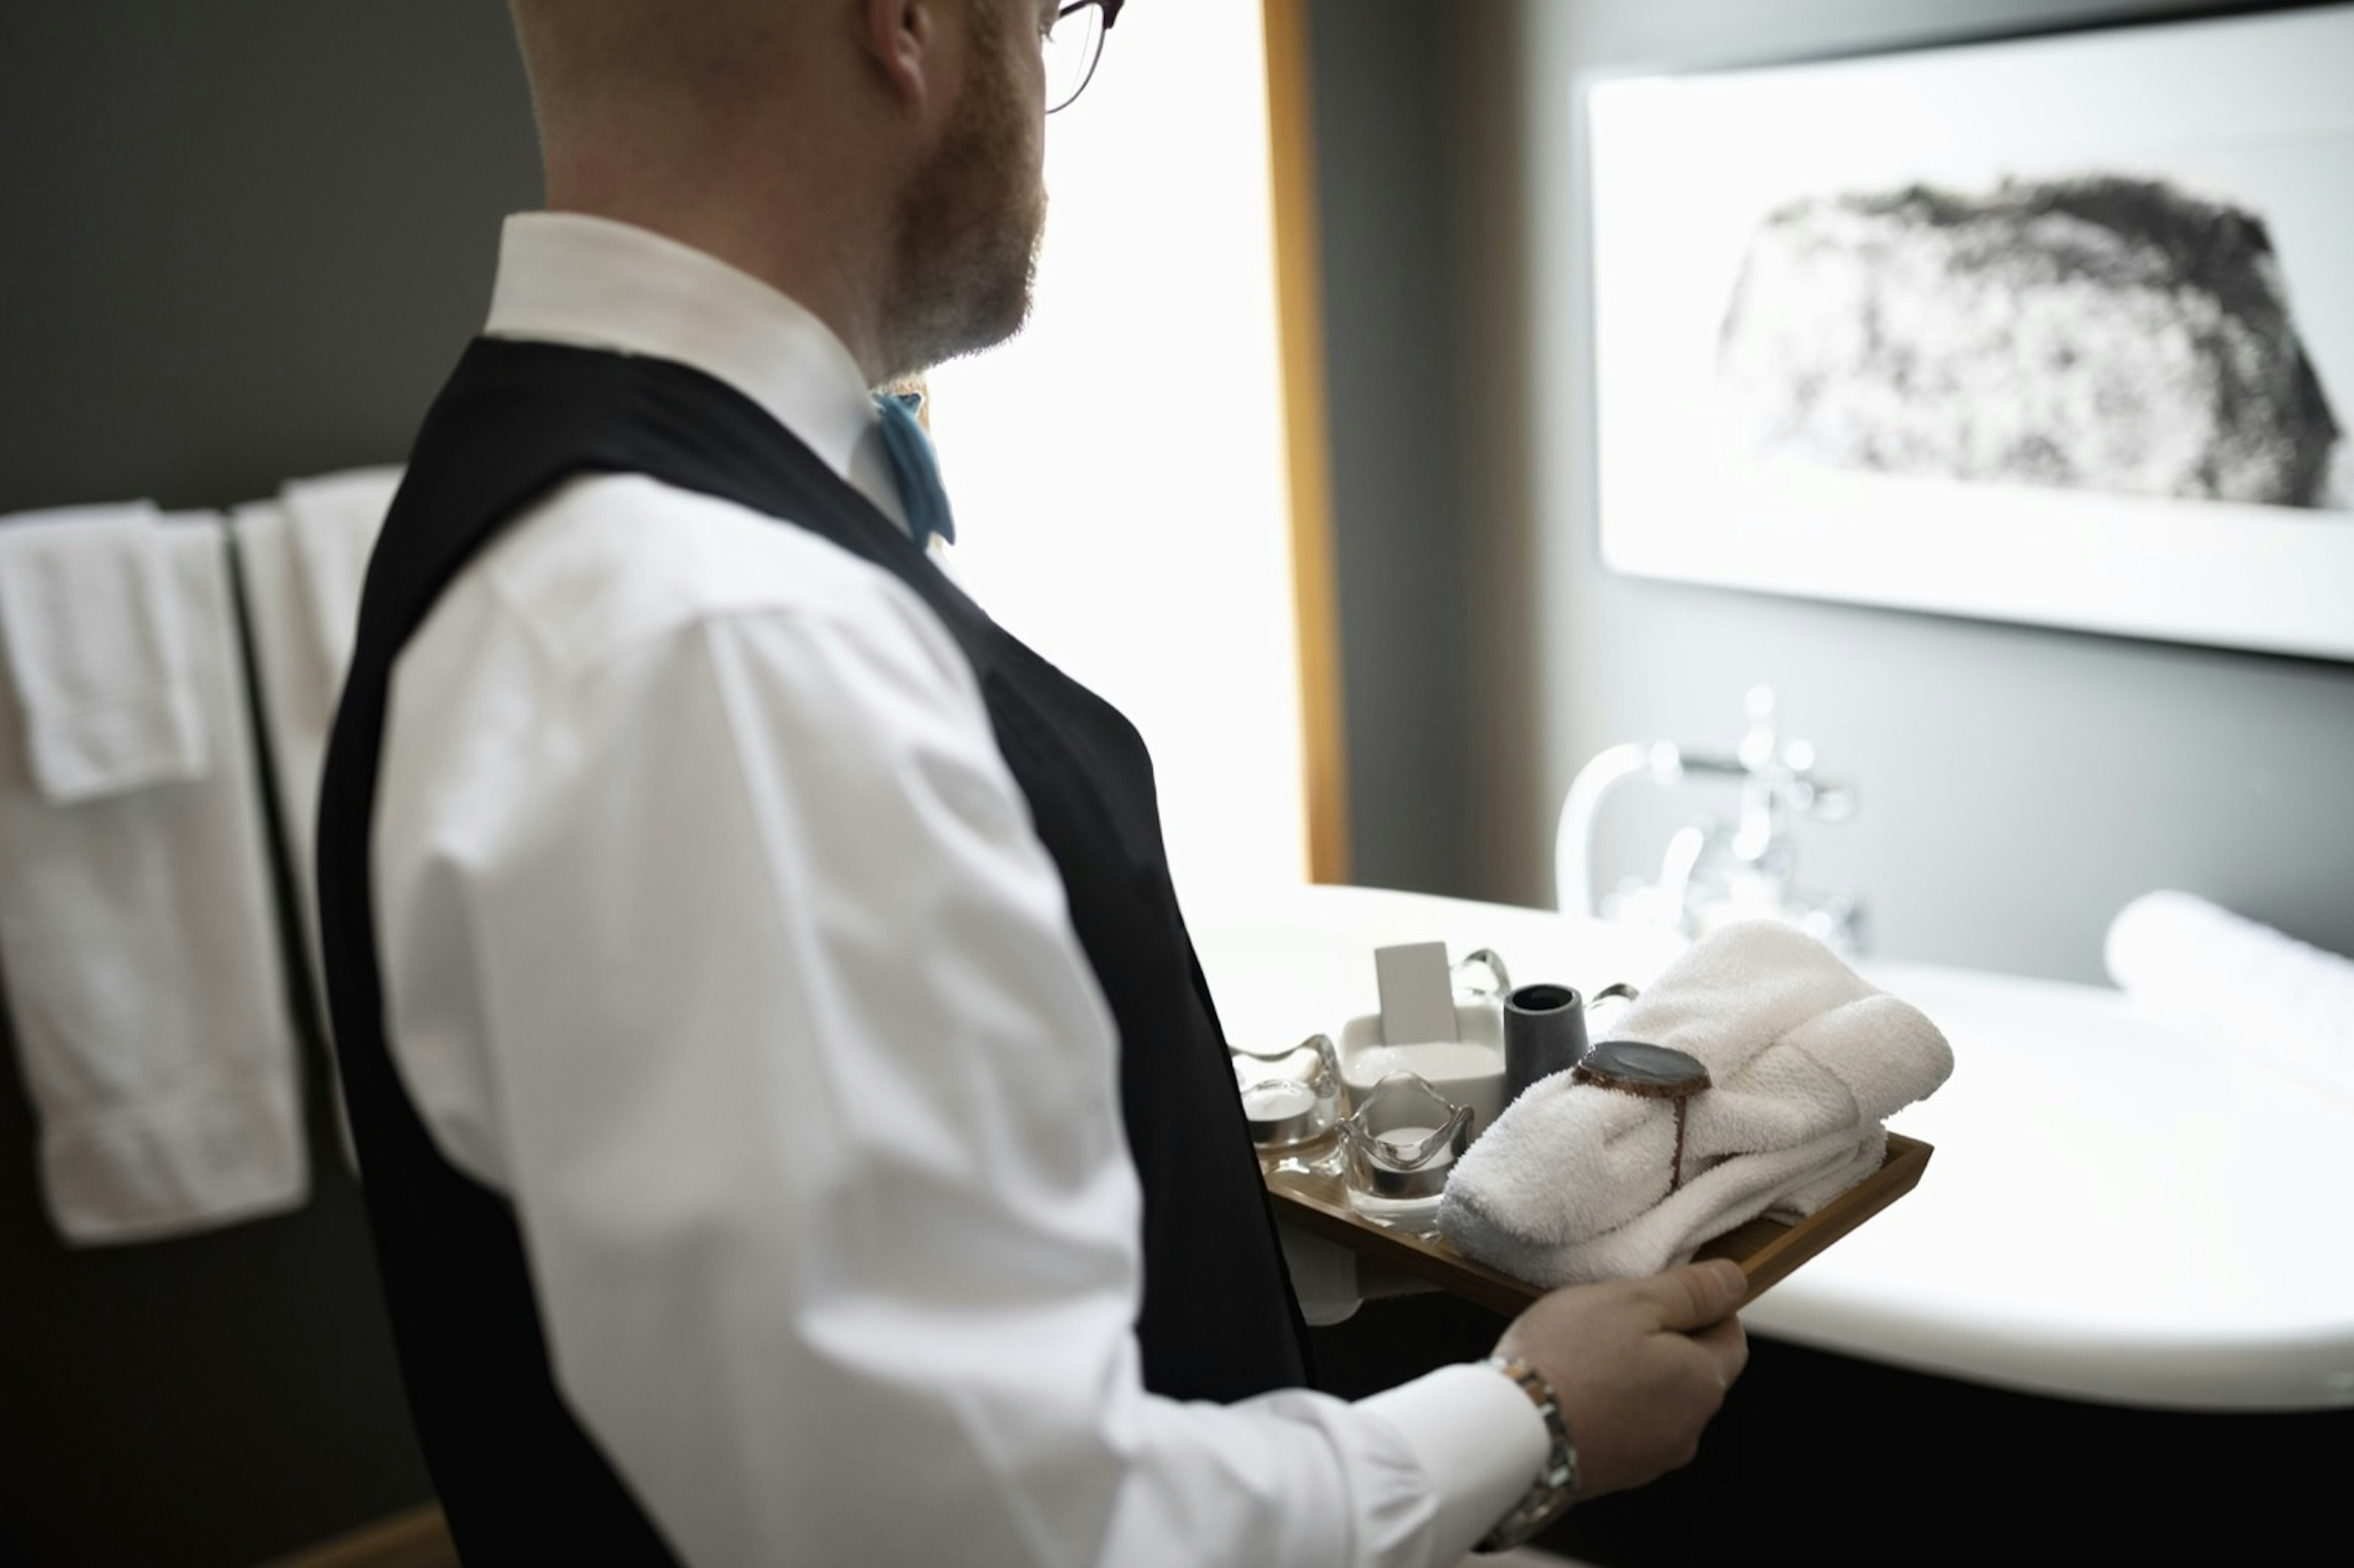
[314,2,1748,1563]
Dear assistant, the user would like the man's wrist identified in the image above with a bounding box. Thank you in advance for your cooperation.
[1354,1361,1548,1556]
[1472,1356,1580,1553]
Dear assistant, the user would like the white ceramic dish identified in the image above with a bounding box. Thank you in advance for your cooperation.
[1336,997,1508,1141]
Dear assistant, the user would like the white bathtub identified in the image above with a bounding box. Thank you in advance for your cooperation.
[1188,881,2354,1412]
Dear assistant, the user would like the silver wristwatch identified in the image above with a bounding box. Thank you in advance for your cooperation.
[1473,1356,1580,1553]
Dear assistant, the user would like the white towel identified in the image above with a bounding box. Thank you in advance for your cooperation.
[0,511,305,1243]
[233,469,397,1174]
[231,469,398,1013]
[2106,890,2354,1098]
[0,503,207,804]
[1439,921,1951,1288]
[282,466,400,687]
[234,468,397,988]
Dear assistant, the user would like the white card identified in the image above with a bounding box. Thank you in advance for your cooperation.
[1374,941,1457,1045]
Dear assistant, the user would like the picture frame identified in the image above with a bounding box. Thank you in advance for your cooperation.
[1588,4,2354,660]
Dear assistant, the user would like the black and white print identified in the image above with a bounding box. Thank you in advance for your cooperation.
[1589,4,2354,660]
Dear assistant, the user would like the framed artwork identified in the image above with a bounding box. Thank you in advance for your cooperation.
[1588,4,2354,660]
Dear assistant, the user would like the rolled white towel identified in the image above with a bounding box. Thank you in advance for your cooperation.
[1439,921,1951,1288]
[2106,891,2354,1096]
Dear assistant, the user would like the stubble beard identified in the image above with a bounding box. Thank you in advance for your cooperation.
[876,21,1048,385]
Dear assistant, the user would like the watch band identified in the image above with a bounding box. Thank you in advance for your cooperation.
[1472,1355,1580,1553]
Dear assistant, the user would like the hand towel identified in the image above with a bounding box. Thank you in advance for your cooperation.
[1438,921,1951,1288]
[233,470,397,1174]
[232,468,397,1006]
[0,503,207,803]
[0,512,305,1243]
[2107,890,2354,1098]
[282,466,400,685]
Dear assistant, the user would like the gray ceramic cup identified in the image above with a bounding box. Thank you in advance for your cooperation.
[1504,983,1587,1101]
[1504,981,1640,1102]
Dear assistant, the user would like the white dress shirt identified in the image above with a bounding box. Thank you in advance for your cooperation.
[373,212,1545,1567]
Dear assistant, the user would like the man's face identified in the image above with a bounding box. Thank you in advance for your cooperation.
[877,0,1051,382]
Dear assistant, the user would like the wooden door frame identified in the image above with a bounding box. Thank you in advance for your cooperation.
[1263,0,1352,885]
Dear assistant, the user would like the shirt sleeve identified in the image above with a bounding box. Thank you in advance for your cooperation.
[380,547,1544,1567]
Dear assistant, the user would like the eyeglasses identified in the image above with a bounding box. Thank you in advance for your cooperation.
[1043,0,1124,114]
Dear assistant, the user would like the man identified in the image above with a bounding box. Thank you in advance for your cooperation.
[316,2,1748,1562]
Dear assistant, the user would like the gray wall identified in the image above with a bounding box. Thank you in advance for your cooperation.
[1309,1,1484,899]
[1316,0,2354,984]
[0,5,541,1563]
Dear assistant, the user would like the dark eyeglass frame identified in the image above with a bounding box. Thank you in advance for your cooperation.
[1046,0,1126,115]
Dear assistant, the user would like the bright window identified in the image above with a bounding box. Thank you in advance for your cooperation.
[926,0,1309,904]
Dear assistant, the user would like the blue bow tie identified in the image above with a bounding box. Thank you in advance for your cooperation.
[874,392,956,550]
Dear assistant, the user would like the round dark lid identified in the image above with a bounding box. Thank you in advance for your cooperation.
[1574,1040,1712,1097]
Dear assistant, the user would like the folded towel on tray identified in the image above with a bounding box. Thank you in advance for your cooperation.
[0,502,207,804]
[1439,920,1951,1288]
[0,511,305,1243]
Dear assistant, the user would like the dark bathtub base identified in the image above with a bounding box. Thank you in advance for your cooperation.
[1311,1292,2352,1563]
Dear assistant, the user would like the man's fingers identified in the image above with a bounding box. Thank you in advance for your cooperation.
[1636,1258,1750,1331]
[1687,1312,1750,1386]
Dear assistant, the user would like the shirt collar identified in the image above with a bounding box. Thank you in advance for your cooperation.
[482,212,912,535]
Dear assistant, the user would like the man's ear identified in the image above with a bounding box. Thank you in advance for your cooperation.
[861,0,941,115]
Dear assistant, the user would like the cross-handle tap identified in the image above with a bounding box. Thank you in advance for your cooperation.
[1727,687,1854,866]
[1556,687,1857,946]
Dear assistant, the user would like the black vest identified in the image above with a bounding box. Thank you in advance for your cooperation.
[316,340,1310,1562]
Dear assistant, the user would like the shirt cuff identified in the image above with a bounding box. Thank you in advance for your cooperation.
[1357,1361,1551,1562]
[1277,1221,1362,1326]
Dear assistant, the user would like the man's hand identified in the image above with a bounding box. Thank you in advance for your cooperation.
[1494,1258,1750,1498]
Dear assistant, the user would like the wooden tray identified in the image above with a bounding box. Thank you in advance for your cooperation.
[1265,1133,1932,1315]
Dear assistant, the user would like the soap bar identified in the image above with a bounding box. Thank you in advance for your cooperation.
[1374,942,1457,1045]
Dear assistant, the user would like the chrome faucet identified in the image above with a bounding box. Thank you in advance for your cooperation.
[1556,688,1865,956]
